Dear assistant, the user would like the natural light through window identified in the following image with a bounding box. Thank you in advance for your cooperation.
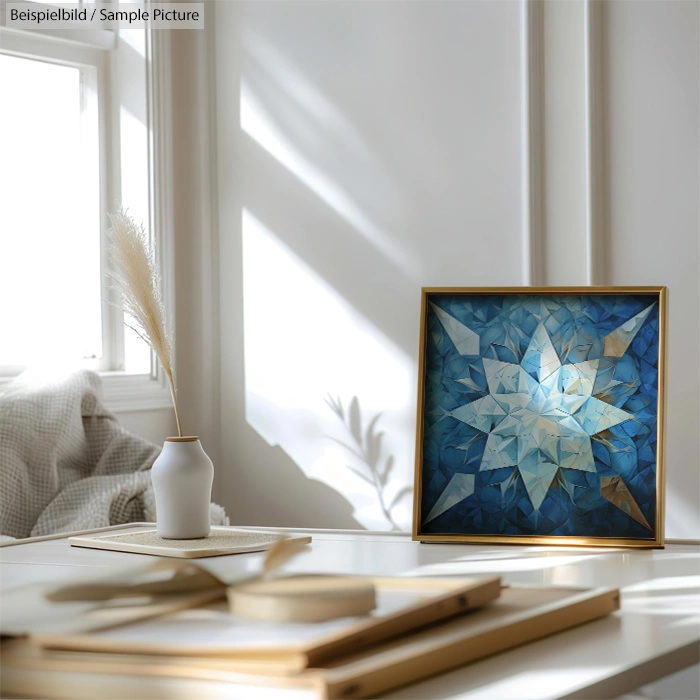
[0,53,102,368]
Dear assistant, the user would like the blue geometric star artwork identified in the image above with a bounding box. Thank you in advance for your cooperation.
[420,293,660,540]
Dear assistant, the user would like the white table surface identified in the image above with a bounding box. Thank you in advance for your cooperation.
[1,525,699,699]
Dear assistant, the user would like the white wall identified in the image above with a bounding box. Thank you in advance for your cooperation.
[215,0,523,531]
[212,0,699,538]
[116,409,175,446]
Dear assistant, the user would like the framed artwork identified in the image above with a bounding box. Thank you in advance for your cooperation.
[413,287,666,548]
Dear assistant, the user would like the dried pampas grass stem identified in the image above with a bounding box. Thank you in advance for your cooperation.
[262,536,310,575]
[107,209,183,437]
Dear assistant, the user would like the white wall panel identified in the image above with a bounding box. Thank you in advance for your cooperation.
[216,0,524,529]
[542,0,588,285]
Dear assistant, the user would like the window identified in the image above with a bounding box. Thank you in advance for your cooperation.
[0,2,171,407]
[0,53,103,368]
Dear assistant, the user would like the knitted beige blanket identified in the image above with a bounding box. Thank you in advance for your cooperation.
[0,370,226,539]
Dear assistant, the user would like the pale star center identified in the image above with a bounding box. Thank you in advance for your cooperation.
[449,323,633,511]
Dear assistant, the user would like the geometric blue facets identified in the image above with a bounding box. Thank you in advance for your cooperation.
[423,473,476,524]
[420,293,660,539]
[429,301,480,356]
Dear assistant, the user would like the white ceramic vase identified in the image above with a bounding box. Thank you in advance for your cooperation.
[151,437,214,539]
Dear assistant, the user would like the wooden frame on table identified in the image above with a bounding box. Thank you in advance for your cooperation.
[413,286,667,548]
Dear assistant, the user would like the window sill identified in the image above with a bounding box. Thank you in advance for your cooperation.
[101,373,173,413]
[0,371,173,414]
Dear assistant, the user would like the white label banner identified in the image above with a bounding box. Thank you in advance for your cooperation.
[6,3,204,29]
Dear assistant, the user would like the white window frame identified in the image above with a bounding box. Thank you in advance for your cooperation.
[0,0,174,411]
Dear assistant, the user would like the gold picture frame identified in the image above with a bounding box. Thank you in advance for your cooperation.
[412,287,666,548]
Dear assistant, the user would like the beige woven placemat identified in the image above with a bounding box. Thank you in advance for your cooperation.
[69,527,311,558]
[99,530,279,549]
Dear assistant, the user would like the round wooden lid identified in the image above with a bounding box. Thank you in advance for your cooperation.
[229,574,376,622]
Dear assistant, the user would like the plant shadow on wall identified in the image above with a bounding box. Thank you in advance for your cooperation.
[326,395,412,532]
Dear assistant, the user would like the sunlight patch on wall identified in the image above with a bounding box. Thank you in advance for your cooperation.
[240,81,419,278]
[242,29,373,170]
[242,210,414,530]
